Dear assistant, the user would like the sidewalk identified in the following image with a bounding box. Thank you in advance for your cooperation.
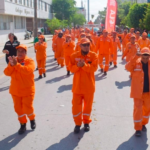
[0,35,53,58]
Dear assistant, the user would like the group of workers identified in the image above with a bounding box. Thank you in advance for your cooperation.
[2,26,150,137]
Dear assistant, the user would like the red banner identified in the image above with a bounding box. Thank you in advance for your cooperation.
[105,0,117,32]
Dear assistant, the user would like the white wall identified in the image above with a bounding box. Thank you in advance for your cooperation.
[0,0,5,13]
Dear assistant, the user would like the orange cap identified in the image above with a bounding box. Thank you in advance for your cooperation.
[80,33,86,36]
[130,35,136,38]
[38,35,45,39]
[16,44,27,51]
[66,34,71,38]
[141,47,150,55]
[103,29,108,33]
[130,28,134,31]
[142,32,147,36]
[86,33,91,37]
[136,31,140,34]
[80,38,90,44]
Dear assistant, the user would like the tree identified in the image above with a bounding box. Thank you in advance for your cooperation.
[72,13,86,26]
[127,3,147,28]
[52,0,76,23]
[140,4,150,31]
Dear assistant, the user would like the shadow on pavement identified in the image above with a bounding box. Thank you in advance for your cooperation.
[0,130,32,150]
[46,58,55,63]
[117,132,148,150]
[0,86,9,92]
[115,80,131,89]
[46,130,85,150]
[95,73,107,81]
[46,66,61,73]
[57,84,72,93]
[47,55,54,58]
[119,59,126,65]
[46,62,57,68]
[46,75,71,84]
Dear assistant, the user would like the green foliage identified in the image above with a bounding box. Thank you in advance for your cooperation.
[127,3,147,28]
[72,13,86,26]
[45,18,69,34]
[52,0,76,23]
[140,4,150,31]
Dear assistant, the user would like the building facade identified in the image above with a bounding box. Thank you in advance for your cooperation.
[76,7,86,19]
[0,0,53,44]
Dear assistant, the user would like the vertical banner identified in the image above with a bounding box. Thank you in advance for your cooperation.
[105,0,117,32]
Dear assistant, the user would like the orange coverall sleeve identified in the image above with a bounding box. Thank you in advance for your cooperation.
[118,40,121,50]
[14,59,35,75]
[125,55,139,72]
[82,54,98,73]
[122,45,129,59]
[4,63,15,76]
[69,55,80,73]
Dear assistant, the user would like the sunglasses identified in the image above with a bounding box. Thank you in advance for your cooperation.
[82,43,90,47]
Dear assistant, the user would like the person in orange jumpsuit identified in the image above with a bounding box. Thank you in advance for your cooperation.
[70,38,98,133]
[52,30,58,60]
[135,31,141,42]
[53,31,66,67]
[35,35,47,79]
[125,47,150,137]
[110,31,121,67]
[63,34,75,75]
[92,32,99,45]
[75,33,86,52]
[69,30,75,41]
[122,35,140,62]
[86,33,96,52]
[138,32,150,49]
[118,30,128,54]
[4,44,36,135]
[126,28,136,42]
[96,29,113,75]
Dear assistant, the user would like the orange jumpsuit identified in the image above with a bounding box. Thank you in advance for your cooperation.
[126,33,136,42]
[125,56,150,130]
[63,41,75,71]
[35,42,47,75]
[122,42,140,62]
[70,51,98,125]
[110,37,121,65]
[118,33,128,53]
[4,57,35,124]
[138,38,150,49]
[53,37,66,67]
[96,35,113,72]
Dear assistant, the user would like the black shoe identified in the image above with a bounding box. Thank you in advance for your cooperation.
[74,125,81,134]
[135,130,141,137]
[101,69,104,73]
[18,123,26,135]
[114,65,117,68]
[58,63,59,66]
[54,58,56,61]
[104,72,107,75]
[110,62,112,66]
[43,73,46,77]
[30,120,36,130]
[142,125,147,132]
[67,71,70,76]
[38,75,42,79]
[84,124,90,132]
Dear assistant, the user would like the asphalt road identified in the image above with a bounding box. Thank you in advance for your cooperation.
[0,40,149,150]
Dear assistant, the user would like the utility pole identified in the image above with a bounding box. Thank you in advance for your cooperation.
[87,0,90,22]
[34,0,38,38]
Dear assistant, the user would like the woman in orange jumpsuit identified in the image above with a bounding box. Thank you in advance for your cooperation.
[4,44,36,135]
[70,38,98,134]
[35,35,47,79]
[63,34,75,75]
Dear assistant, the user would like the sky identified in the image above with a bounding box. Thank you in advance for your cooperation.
[75,0,107,21]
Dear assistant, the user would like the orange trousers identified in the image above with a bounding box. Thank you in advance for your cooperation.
[110,53,117,65]
[133,93,150,130]
[64,55,70,71]
[99,54,110,72]
[56,52,65,67]
[37,58,46,75]
[72,93,94,126]
[12,95,35,124]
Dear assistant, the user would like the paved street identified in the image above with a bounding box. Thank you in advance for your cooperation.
[0,40,149,150]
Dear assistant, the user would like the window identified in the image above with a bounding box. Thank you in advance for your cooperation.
[15,0,18,3]
[27,0,29,7]
[23,0,26,5]
[45,3,47,11]
[19,0,22,4]
[30,0,33,8]
[0,15,13,30]
[14,16,25,29]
